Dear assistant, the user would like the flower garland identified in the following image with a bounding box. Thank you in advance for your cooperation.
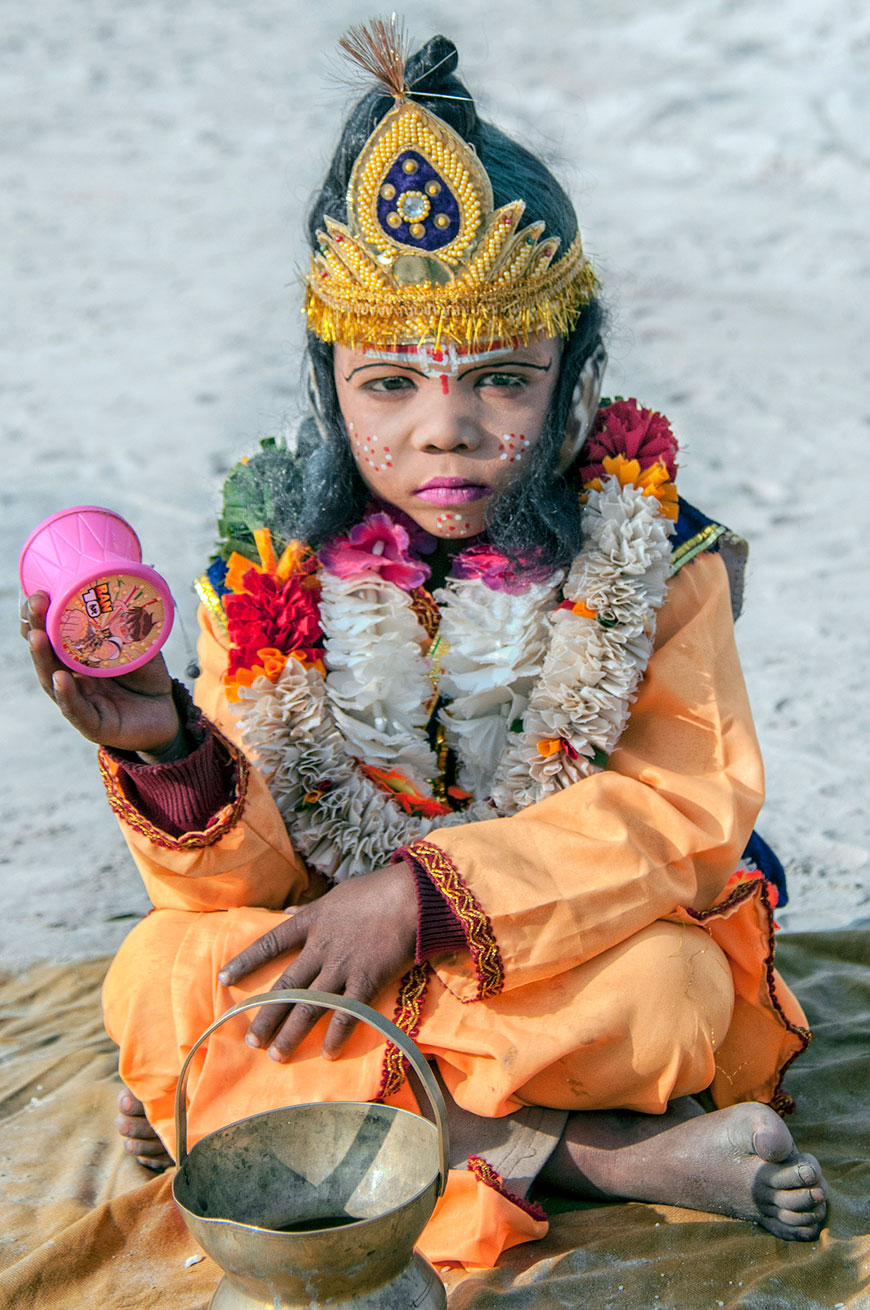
[223,400,679,881]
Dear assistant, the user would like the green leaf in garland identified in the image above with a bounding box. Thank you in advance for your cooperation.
[589,747,609,769]
[215,437,307,562]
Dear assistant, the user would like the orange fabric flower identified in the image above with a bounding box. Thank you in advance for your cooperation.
[584,455,678,521]
[225,534,313,594]
[357,762,452,818]
[253,527,277,576]
[225,550,264,595]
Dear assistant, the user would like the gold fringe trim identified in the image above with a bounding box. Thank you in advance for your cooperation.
[305,253,598,349]
[670,523,727,574]
[194,572,229,636]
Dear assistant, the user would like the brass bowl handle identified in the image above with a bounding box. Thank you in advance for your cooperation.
[174,989,449,1196]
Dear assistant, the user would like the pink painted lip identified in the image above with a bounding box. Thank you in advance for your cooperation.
[412,478,490,505]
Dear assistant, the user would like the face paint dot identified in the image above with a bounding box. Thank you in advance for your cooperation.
[440,376,450,395]
[500,453,508,460]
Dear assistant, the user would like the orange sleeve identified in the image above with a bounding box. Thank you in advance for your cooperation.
[191,605,247,745]
[99,605,314,913]
[411,551,765,1001]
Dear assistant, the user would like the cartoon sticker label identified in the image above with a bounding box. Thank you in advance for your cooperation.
[57,572,166,669]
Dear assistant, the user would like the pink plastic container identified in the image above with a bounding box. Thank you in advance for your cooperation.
[19,506,174,677]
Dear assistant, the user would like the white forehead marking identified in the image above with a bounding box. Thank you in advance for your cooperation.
[360,341,517,379]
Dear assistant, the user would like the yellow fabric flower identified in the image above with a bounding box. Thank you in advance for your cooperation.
[585,455,678,521]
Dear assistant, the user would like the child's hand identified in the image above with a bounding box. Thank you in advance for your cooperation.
[217,861,419,1061]
[21,590,183,758]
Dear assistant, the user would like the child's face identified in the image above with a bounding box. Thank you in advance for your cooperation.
[333,337,560,539]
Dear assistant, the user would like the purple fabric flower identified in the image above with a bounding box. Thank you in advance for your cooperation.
[452,545,549,594]
[366,500,437,555]
[320,512,431,591]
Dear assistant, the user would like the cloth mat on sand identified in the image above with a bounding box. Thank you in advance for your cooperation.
[1,933,868,1310]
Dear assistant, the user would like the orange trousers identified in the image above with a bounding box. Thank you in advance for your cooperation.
[102,896,803,1267]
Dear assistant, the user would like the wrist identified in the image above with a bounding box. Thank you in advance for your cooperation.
[388,859,420,957]
[136,721,189,764]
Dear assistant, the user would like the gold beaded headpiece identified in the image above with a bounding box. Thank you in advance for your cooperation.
[305,20,597,350]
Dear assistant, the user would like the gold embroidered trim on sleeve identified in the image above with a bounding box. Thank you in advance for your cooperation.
[98,730,249,851]
[407,838,505,1001]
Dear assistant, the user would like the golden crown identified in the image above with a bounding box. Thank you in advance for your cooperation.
[305,24,597,349]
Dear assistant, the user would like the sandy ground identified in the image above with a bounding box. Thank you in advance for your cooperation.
[2,0,868,968]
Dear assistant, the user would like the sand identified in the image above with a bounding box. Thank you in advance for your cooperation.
[3,0,868,968]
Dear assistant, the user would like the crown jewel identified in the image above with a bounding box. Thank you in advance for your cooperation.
[305,24,597,349]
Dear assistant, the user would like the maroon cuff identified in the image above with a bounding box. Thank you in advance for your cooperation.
[106,682,235,838]
[395,849,468,963]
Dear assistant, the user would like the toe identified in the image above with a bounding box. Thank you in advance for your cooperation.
[761,1201,826,1228]
[767,1186,826,1214]
[116,1113,159,1141]
[764,1154,825,1194]
[118,1088,146,1117]
[125,1137,167,1158]
[137,1158,168,1173]
[750,1114,795,1164]
[762,1216,822,1242]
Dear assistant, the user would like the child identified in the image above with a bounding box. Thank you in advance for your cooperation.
[23,23,826,1268]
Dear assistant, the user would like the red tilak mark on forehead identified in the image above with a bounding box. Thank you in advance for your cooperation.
[440,376,450,395]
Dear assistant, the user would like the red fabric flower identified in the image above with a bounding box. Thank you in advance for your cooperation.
[580,399,678,485]
[320,512,430,591]
[453,545,550,594]
[225,567,323,676]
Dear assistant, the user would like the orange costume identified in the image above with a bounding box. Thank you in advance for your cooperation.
[101,539,809,1268]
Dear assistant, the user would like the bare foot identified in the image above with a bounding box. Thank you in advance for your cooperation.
[116,1088,173,1172]
[541,1099,827,1241]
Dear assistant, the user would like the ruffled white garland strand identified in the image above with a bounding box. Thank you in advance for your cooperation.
[318,571,437,788]
[237,657,436,882]
[235,472,674,880]
[489,478,674,812]
[434,572,562,799]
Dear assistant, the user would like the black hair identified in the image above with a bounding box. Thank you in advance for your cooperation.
[291,36,606,567]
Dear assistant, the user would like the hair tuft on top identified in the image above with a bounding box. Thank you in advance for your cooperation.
[338,16,411,100]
